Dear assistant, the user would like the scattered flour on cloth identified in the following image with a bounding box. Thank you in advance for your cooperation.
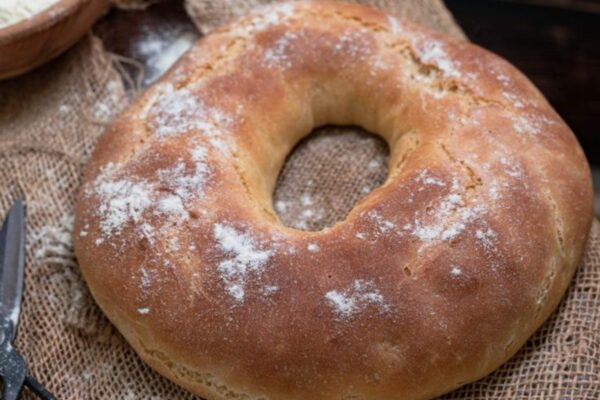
[134,25,197,84]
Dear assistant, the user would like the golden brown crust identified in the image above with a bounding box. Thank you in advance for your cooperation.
[73,2,594,399]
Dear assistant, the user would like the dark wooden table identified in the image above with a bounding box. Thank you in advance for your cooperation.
[446,0,600,214]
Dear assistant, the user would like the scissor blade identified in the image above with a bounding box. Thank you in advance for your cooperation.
[0,199,25,343]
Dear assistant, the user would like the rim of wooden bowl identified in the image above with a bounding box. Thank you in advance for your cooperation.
[0,0,92,45]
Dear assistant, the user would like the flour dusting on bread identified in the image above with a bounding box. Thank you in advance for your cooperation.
[156,145,209,200]
[214,223,273,302]
[263,31,299,69]
[89,144,212,242]
[94,177,153,237]
[231,3,295,37]
[418,40,461,78]
[415,169,446,188]
[325,279,389,318]
[150,83,234,154]
[366,210,396,235]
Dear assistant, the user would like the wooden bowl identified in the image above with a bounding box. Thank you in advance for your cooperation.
[0,0,110,80]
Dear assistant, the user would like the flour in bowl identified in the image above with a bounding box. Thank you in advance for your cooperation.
[0,0,59,29]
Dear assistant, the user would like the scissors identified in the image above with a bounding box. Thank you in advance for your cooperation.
[0,200,55,400]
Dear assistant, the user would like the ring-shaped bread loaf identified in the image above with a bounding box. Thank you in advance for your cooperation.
[74,2,594,399]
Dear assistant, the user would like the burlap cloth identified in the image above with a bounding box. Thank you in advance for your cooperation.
[0,0,598,398]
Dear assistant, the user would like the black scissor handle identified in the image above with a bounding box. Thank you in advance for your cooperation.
[0,343,56,400]
[24,375,56,400]
[0,345,26,400]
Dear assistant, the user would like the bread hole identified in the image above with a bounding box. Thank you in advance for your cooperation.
[189,209,201,219]
[273,125,389,231]
[447,82,459,93]
[138,237,150,250]
[403,267,412,277]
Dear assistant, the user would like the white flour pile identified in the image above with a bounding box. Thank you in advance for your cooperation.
[0,0,59,29]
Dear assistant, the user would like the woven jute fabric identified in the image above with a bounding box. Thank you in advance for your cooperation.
[0,0,597,399]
